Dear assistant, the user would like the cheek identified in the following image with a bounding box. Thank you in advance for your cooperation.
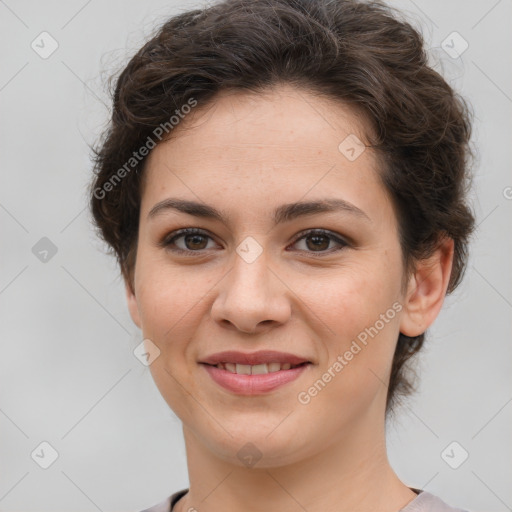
[298,271,402,426]
[134,259,212,413]
[312,263,400,331]
[305,258,403,371]
[134,253,213,342]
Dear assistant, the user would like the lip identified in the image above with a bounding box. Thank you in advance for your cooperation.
[199,350,311,366]
[201,362,311,395]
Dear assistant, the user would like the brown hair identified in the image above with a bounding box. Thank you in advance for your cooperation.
[89,0,475,416]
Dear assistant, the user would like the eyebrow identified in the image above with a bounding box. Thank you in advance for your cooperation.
[147,197,371,224]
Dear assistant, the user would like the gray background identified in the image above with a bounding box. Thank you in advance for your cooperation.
[1,0,511,511]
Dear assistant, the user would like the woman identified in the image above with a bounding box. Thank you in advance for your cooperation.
[89,0,475,510]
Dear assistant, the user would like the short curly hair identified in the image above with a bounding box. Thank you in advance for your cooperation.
[89,0,475,417]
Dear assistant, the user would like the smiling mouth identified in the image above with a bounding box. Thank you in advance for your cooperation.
[202,361,309,374]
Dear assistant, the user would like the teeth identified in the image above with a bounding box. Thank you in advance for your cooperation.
[225,362,236,373]
[267,362,281,373]
[251,364,268,375]
[216,362,301,374]
[235,363,251,375]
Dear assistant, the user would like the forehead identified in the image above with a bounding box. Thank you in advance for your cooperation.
[143,84,377,169]
[166,85,374,154]
[140,84,390,223]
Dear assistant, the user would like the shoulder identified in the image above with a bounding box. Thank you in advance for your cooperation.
[401,489,470,512]
[138,488,470,512]
[138,489,189,512]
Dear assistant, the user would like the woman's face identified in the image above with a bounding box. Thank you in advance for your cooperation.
[126,85,412,466]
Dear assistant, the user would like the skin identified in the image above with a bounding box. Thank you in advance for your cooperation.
[125,84,454,512]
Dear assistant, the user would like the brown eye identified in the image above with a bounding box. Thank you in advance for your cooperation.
[290,229,348,254]
[305,233,330,251]
[182,233,209,250]
[162,228,217,253]
[161,227,348,256]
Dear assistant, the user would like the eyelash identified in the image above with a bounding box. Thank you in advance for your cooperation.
[160,228,349,256]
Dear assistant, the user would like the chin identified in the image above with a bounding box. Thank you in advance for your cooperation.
[202,424,313,469]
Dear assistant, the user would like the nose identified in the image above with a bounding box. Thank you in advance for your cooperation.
[210,247,292,334]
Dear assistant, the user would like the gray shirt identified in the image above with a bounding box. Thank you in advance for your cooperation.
[139,488,470,511]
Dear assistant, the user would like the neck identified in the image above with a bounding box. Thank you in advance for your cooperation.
[175,410,417,512]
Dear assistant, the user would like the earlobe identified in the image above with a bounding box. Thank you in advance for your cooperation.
[399,237,454,337]
[125,279,142,329]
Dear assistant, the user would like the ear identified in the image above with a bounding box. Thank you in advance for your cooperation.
[399,236,454,337]
[125,278,142,329]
